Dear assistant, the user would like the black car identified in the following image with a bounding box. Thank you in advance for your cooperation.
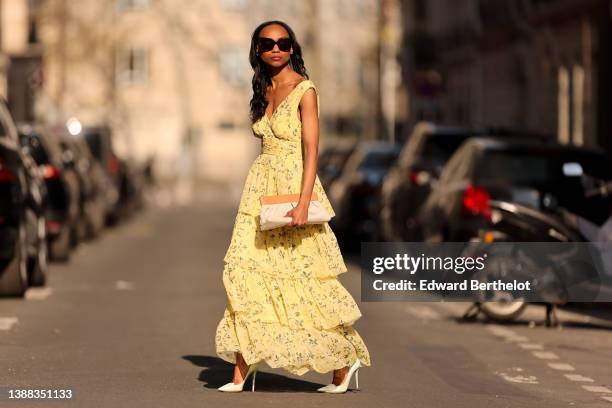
[318,140,357,190]
[58,133,108,240]
[328,141,401,240]
[117,157,147,219]
[0,107,48,296]
[18,124,81,261]
[82,126,122,224]
[379,122,490,241]
[419,137,612,242]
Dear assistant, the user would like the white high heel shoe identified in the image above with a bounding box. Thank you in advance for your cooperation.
[317,360,361,393]
[218,363,260,392]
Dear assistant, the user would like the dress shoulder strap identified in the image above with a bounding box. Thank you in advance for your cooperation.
[292,79,320,117]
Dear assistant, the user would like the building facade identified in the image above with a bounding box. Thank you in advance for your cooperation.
[30,0,383,188]
[401,0,611,153]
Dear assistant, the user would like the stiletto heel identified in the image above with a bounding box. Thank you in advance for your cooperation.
[317,359,362,393]
[218,362,260,392]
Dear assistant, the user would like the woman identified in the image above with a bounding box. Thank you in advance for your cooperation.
[215,20,371,393]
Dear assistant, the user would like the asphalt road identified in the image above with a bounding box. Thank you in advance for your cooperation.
[2,186,612,407]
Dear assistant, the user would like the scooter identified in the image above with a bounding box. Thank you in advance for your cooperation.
[461,180,611,325]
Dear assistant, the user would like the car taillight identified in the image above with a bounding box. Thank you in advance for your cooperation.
[46,220,62,233]
[107,156,120,175]
[41,164,61,180]
[462,185,491,220]
[0,158,16,182]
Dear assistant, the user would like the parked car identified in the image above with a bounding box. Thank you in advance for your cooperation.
[18,124,81,261]
[380,122,554,241]
[318,140,357,190]
[328,141,401,241]
[419,136,612,243]
[379,122,491,241]
[443,140,612,324]
[117,157,147,219]
[82,126,122,224]
[58,133,108,240]
[0,106,48,296]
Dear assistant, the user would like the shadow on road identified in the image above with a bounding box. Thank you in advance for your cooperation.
[183,355,331,392]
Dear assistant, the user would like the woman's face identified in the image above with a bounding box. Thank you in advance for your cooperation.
[257,24,293,68]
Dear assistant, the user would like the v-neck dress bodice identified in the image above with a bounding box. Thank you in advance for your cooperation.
[236,79,334,218]
[214,79,371,376]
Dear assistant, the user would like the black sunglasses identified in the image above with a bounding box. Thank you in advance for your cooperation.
[257,37,292,53]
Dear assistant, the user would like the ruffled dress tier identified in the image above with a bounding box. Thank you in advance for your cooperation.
[215,79,371,376]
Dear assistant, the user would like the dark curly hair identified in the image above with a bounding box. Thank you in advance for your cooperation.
[249,20,309,124]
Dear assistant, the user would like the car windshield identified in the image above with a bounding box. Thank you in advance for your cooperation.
[422,133,472,162]
[358,149,399,170]
[84,130,107,161]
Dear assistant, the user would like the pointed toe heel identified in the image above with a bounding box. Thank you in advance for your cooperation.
[218,363,259,392]
[321,360,362,394]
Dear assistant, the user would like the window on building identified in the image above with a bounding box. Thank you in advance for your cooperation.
[116,0,150,12]
[28,20,39,44]
[116,47,149,85]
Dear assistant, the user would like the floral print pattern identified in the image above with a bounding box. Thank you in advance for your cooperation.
[215,79,371,376]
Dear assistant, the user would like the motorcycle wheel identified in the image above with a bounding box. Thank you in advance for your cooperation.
[479,296,527,322]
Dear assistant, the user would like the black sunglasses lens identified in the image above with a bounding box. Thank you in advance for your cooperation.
[278,38,292,51]
[258,38,275,52]
[258,37,292,52]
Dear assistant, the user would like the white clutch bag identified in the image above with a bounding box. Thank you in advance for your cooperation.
[259,192,332,231]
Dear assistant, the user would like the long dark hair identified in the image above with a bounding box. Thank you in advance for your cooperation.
[248,20,309,124]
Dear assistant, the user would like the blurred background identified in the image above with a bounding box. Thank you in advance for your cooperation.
[1,0,612,317]
[2,1,612,405]
[0,0,610,194]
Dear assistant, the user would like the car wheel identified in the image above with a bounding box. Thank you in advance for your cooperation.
[0,224,28,297]
[49,225,71,262]
[29,217,48,287]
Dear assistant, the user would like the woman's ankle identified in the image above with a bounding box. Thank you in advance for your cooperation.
[233,353,249,383]
[332,367,349,385]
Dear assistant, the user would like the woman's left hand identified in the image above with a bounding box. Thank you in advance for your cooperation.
[285,204,309,226]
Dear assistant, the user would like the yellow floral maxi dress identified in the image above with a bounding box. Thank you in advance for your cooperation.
[214,79,371,376]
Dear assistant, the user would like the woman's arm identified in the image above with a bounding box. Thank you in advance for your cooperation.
[286,87,319,226]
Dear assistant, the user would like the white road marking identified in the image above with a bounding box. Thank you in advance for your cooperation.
[115,280,135,291]
[582,385,612,394]
[404,305,441,320]
[548,363,575,371]
[482,314,609,401]
[532,351,560,360]
[25,287,53,300]
[519,343,544,350]
[0,317,18,330]
[506,335,529,342]
[495,371,539,384]
[487,325,517,337]
[564,374,594,382]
